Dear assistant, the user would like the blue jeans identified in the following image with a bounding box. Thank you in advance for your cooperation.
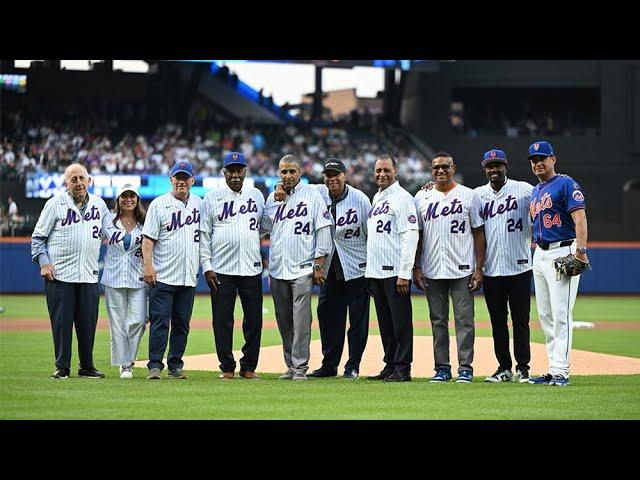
[147,282,195,371]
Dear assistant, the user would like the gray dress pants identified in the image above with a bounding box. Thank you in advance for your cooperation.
[270,274,313,374]
[426,276,475,374]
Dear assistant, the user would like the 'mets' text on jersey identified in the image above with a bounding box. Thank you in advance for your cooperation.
[141,192,202,287]
[318,184,371,281]
[31,192,111,283]
[263,184,333,280]
[101,214,145,289]
[200,184,265,276]
[366,181,419,279]
[475,179,534,277]
[529,175,586,245]
[414,185,484,279]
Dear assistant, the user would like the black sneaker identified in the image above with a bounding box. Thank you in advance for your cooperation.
[51,368,70,379]
[516,369,530,383]
[78,368,105,378]
[342,370,359,379]
[307,368,337,378]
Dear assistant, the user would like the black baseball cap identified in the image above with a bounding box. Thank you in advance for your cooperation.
[322,158,346,174]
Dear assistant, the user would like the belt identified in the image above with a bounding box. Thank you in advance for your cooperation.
[539,239,574,251]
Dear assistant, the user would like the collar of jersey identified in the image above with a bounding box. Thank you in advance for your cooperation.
[378,180,399,197]
[171,192,191,205]
[223,182,243,196]
[329,184,349,204]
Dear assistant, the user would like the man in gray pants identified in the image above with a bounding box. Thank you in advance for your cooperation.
[413,152,486,383]
[263,154,333,380]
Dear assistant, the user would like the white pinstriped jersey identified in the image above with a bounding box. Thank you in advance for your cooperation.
[263,183,333,280]
[366,181,419,280]
[475,179,534,277]
[31,192,111,283]
[415,184,484,279]
[142,192,202,287]
[101,214,146,289]
[317,184,371,281]
[200,184,265,276]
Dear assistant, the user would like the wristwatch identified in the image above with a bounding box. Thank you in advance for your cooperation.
[313,264,322,271]
[576,247,587,254]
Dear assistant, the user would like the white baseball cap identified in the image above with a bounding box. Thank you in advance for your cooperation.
[116,183,139,198]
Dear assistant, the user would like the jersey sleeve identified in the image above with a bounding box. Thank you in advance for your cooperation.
[414,192,424,229]
[141,200,161,241]
[31,197,57,263]
[312,190,333,230]
[199,194,215,272]
[564,178,586,213]
[470,191,485,229]
[358,191,372,238]
[260,194,274,235]
[395,194,419,234]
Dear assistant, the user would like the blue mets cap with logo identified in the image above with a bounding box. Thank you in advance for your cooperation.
[528,141,554,159]
[481,149,508,166]
[223,151,247,168]
[170,161,195,178]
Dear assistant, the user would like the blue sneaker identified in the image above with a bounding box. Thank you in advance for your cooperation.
[429,368,453,383]
[528,373,553,385]
[456,370,473,383]
[550,375,570,386]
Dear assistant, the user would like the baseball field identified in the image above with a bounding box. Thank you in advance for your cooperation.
[1,294,639,420]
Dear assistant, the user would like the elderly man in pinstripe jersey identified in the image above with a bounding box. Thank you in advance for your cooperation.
[200,152,265,380]
[31,163,111,379]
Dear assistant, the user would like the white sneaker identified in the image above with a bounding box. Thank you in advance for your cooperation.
[120,365,133,379]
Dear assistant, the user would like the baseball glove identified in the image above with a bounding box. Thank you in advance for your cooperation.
[553,254,591,278]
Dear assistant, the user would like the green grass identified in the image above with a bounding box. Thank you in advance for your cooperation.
[1,295,639,419]
[2,293,639,323]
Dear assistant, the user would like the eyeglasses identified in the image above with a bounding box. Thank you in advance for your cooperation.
[432,165,451,171]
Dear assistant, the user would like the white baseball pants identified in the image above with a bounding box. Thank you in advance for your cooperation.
[104,286,148,367]
[532,243,580,378]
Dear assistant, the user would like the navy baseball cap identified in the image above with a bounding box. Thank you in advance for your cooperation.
[322,158,346,174]
[170,161,195,178]
[528,141,554,159]
[481,149,508,167]
[223,151,247,168]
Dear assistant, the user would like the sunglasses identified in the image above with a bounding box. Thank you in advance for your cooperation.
[432,165,452,171]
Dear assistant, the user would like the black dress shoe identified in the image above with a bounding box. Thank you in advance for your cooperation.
[367,368,394,380]
[51,368,70,379]
[307,368,337,378]
[78,367,105,378]
[384,372,412,382]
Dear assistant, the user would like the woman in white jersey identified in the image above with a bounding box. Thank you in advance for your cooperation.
[101,184,147,379]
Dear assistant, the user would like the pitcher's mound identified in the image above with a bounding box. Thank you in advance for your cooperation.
[173,336,640,376]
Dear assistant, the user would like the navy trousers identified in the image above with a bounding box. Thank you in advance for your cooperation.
[44,280,100,370]
[147,282,195,371]
[210,273,263,373]
[369,277,413,375]
[316,271,370,373]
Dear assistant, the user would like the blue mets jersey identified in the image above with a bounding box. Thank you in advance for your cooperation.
[529,175,586,245]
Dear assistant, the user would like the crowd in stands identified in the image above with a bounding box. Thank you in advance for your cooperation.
[1,111,430,199]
